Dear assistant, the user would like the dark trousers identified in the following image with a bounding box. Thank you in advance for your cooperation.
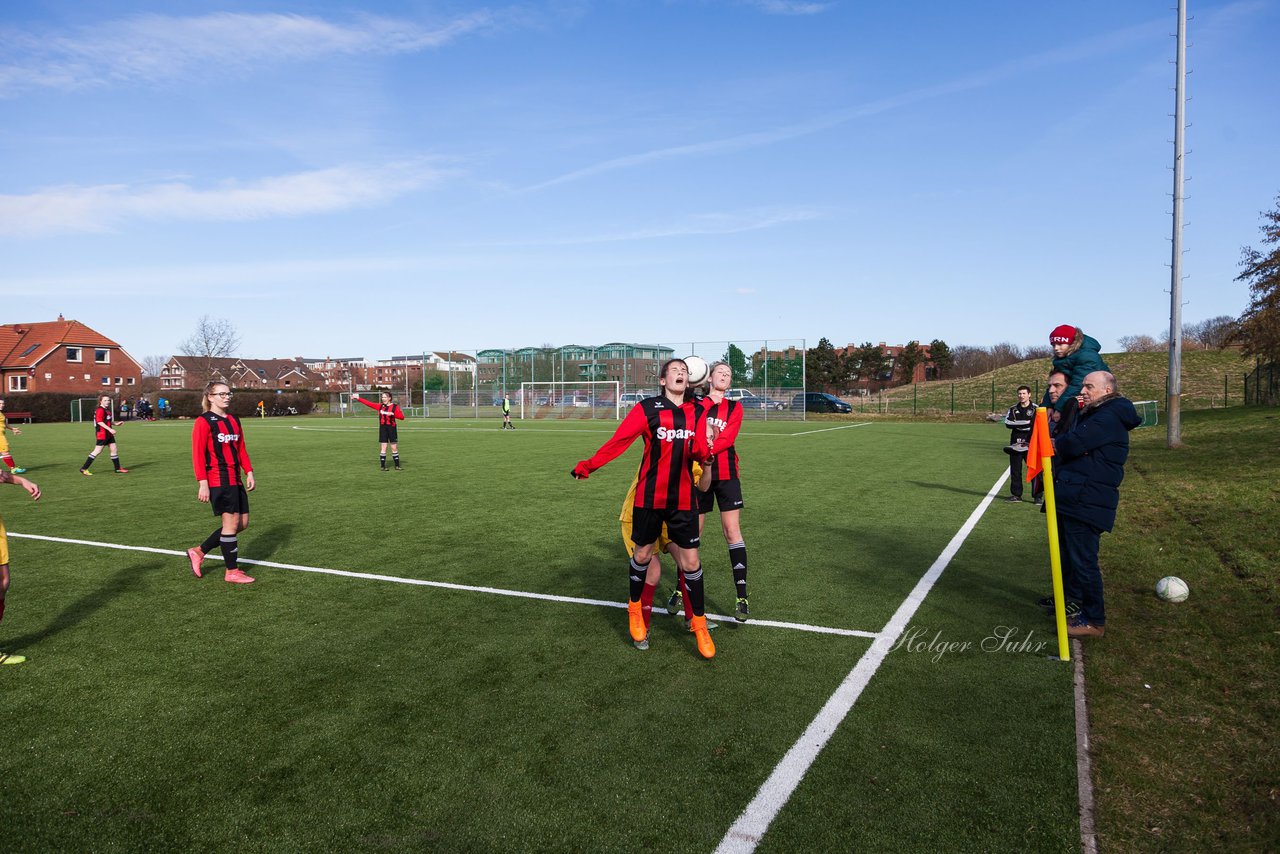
[1008,452,1043,500]
[1059,515,1105,625]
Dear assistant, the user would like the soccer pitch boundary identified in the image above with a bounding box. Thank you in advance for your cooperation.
[715,468,1010,853]
[7,532,878,640]
[11,465,1012,852]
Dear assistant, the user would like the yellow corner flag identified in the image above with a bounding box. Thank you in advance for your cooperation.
[1031,407,1070,661]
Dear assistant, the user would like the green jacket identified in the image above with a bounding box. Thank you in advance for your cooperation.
[1044,334,1109,413]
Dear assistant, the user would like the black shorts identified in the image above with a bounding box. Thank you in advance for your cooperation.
[698,478,745,514]
[631,506,701,550]
[95,436,115,446]
[379,424,398,443]
[210,485,250,517]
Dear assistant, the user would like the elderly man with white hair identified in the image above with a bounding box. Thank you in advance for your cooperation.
[1051,371,1142,639]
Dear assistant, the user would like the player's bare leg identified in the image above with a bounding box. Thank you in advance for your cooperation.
[0,563,23,665]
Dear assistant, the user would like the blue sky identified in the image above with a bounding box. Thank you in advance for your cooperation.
[2,1,1277,363]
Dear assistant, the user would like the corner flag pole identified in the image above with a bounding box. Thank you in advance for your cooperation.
[1028,407,1069,661]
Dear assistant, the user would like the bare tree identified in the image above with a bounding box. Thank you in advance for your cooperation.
[1118,334,1162,353]
[140,354,168,377]
[1184,315,1240,350]
[1023,345,1053,361]
[179,316,241,382]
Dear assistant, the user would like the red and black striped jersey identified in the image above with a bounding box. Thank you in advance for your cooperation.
[702,397,743,481]
[192,411,253,487]
[578,395,711,510]
[94,406,114,442]
[355,397,404,426]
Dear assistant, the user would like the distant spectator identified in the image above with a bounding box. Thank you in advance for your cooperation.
[157,397,169,419]
[120,399,131,421]
[1002,386,1040,504]
[1053,371,1141,639]
[1042,325,1108,415]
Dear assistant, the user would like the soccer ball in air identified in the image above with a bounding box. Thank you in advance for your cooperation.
[683,356,709,385]
[1155,576,1189,603]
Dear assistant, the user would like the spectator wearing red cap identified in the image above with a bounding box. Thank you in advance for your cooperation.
[1042,325,1108,415]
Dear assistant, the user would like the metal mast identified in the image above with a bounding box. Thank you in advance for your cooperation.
[1167,0,1187,447]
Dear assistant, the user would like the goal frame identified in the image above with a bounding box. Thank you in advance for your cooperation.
[519,381,620,420]
[70,397,105,423]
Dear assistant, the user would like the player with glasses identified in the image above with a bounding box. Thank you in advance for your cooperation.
[186,382,257,584]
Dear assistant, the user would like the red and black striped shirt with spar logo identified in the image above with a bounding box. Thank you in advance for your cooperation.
[355,397,405,426]
[94,406,114,442]
[579,396,712,510]
[701,397,743,481]
[192,411,253,487]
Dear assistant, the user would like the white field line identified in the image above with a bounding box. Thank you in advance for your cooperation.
[288,423,875,438]
[6,532,876,640]
[787,422,875,436]
[714,467,1011,854]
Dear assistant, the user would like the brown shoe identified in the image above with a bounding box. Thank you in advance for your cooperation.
[1067,620,1105,638]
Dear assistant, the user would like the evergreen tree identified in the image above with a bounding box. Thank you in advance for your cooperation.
[928,339,953,379]
[1236,194,1280,362]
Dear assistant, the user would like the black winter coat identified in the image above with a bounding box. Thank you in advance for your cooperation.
[1052,395,1142,532]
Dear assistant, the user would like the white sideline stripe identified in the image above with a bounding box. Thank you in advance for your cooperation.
[289,424,873,438]
[787,422,874,436]
[6,532,876,639]
[715,467,1011,854]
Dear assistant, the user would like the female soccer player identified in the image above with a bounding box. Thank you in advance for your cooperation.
[353,393,405,470]
[186,382,256,584]
[0,469,41,665]
[0,399,27,474]
[698,360,751,621]
[80,395,128,475]
[572,358,718,658]
[620,458,714,650]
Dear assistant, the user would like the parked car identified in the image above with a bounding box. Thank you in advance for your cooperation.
[620,392,647,408]
[792,392,852,413]
[725,388,788,411]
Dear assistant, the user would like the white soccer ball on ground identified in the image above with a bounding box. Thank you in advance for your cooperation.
[1155,576,1189,603]
[683,355,709,385]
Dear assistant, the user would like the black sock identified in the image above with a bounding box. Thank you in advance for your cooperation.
[111,455,121,471]
[729,542,748,598]
[220,534,238,570]
[684,565,706,617]
[393,454,400,466]
[380,454,386,468]
[628,557,647,602]
[82,456,95,470]
[201,529,222,553]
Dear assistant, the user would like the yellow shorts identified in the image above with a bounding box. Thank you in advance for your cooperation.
[0,515,8,566]
[0,437,8,455]
[620,515,670,558]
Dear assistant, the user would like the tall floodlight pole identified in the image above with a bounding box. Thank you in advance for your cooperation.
[1167,0,1187,448]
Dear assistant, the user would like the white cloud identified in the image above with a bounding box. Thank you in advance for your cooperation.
[0,11,497,96]
[0,160,450,237]
[743,0,833,15]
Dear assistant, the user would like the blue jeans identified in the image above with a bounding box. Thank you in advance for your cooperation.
[1059,515,1105,625]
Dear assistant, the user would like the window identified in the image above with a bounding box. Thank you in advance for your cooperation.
[44,373,51,380]
[101,377,110,385]
[127,377,135,386]
[114,377,122,386]
[67,347,85,362]
[84,374,91,381]
[20,344,39,358]
[9,375,28,392]
[95,349,110,364]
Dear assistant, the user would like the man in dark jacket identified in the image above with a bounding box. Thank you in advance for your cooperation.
[1052,371,1142,638]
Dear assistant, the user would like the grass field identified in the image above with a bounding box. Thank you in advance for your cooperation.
[1,414,1088,851]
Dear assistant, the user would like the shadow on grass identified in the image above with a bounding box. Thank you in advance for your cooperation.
[249,523,295,561]
[906,480,994,497]
[6,562,149,652]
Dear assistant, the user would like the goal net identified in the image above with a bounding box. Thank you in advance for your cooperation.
[70,397,103,423]
[520,381,620,420]
[1133,400,1159,428]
